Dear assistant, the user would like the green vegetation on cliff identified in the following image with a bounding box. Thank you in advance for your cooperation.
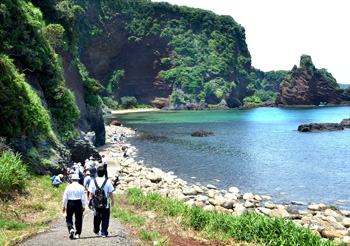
[73,0,257,106]
[0,0,80,141]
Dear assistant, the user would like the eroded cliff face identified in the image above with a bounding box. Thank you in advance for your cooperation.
[275,55,349,106]
[61,50,105,147]
[81,16,173,107]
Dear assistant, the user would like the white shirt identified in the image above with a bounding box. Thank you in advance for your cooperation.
[102,157,108,165]
[62,181,86,208]
[88,177,114,209]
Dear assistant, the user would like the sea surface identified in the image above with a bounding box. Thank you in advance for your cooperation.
[109,107,350,209]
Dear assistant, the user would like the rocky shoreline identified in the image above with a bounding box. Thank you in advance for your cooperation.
[104,125,350,244]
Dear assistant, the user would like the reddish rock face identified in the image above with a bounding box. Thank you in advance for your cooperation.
[81,16,173,106]
[276,55,349,106]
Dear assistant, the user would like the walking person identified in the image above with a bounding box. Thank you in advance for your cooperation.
[62,173,86,239]
[88,166,115,238]
[101,154,108,178]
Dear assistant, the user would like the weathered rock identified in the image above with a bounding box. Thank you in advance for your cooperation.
[243,193,254,200]
[208,199,217,206]
[233,204,247,216]
[325,209,344,223]
[196,196,209,203]
[193,185,203,193]
[275,55,349,106]
[147,174,162,183]
[229,187,240,194]
[308,204,321,211]
[341,118,350,128]
[254,195,263,201]
[183,188,198,196]
[265,201,276,209]
[321,230,343,239]
[298,123,344,132]
[221,200,234,209]
[203,205,215,212]
[257,207,271,215]
[269,208,290,219]
[207,190,216,198]
[178,195,192,202]
[244,201,255,208]
[292,201,308,206]
[191,130,215,137]
[343,218,350,228]
[224,193,237,201]
[207,184,217,189]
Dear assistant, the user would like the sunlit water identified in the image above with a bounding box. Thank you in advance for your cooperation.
[109,107,350,209]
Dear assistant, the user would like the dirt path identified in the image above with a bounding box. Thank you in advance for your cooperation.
[19,142,136,246]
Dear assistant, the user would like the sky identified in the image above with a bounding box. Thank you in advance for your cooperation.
[151,0,350,84]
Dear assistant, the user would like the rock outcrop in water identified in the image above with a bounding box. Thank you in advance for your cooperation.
[275,55,350,106]
[298,123,344,132]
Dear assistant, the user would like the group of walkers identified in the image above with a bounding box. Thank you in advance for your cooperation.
[59,155,114,239]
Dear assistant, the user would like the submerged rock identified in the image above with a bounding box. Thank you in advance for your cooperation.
[191,130,215,137]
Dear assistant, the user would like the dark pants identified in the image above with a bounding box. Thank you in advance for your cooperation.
[66,200,83,235]
[93,207,110,236]
[103,164,108,178]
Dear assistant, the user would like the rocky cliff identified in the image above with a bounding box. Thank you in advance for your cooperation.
[75,0,253,109]
[275,55,349,106]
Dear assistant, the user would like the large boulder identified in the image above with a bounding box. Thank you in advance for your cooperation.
[70,139,100,163]
[297,123,344,132]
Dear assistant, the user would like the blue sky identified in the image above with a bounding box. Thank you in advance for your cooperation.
[151,0,350,84]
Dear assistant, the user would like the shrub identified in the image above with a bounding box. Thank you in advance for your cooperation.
[0,150,28,197]
[120,96,138,109]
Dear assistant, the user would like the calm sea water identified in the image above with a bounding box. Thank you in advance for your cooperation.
[110,107,350,209]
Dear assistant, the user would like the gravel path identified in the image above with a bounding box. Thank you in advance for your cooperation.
[20,209,135,246]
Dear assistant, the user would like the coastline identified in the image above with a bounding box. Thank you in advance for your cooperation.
[111,108,160,114]
[100,124,350,243]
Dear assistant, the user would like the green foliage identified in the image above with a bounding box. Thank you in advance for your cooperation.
[42,24,65,48]
[125,188,343,246]
[105,69,124,94]
[0,150,28,197]
[0,55,53,139]
[0,217,28,230]
[319,68,339,89]
[0,0,80,141]
[120,96,138,109]
[138,229,160,241]
[111,207,145,226]
[300,54,314,70]
[252,67,287,92]
[102,96,119,109]
[77,59,104,108]
[254,89,278,102]
[243,96,263,106]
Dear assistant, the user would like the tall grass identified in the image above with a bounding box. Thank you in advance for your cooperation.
[0,150,28,197]
[126,188,345,246]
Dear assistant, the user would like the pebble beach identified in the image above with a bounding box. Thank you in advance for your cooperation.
[103,124,350,244]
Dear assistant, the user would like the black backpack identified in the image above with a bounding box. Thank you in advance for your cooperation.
[93,178,108,211]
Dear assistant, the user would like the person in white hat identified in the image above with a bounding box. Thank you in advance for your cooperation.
[62,173,86,239]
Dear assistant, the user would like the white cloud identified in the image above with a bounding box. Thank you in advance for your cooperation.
[151,0,350,84]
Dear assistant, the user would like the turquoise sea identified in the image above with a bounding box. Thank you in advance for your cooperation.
[110,107,350,209]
